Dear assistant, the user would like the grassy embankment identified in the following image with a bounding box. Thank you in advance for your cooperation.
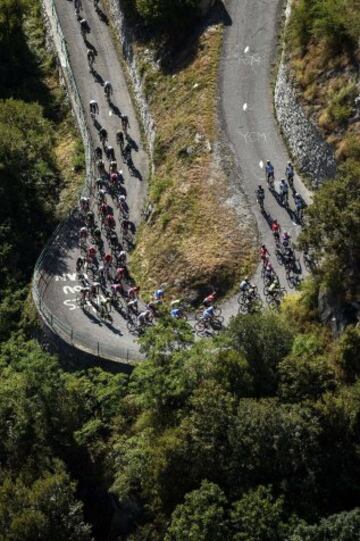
[285,0,360,164]
[109,8,257,299]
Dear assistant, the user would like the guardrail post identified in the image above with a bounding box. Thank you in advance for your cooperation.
[71,329,73,345]
[50,314,53,327]
[126,350,129,362]
[97,342,100,357]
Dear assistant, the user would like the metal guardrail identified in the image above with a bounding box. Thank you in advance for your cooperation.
[32,0,143,365]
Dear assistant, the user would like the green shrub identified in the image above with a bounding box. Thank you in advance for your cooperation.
[134,0,202,26]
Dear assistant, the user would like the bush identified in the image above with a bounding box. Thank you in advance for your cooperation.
[134,0,202,26]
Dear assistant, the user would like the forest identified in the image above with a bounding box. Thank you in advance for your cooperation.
[0,0,359,540]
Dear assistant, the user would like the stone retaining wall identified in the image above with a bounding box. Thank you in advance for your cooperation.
[106,0,156,163]
[274,2,336,186]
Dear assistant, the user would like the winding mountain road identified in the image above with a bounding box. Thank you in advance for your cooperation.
[35,0,312,364]
[220,0,311,319]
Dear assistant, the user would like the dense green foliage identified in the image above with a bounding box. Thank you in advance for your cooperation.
[300,162,360,299]
[132,0,202,26]
[288,0,360,52]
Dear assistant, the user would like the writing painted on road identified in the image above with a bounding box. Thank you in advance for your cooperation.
[55,274,81,311]
[239,131,267,144]
[224,46,261,67]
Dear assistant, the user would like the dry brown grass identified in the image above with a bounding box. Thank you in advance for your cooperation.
[288,37,360,159]
[130,25,256,299]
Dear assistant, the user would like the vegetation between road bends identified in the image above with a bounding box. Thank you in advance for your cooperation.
[117,1,256,299]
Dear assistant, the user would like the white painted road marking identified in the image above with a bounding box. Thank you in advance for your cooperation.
[243,103,248,111]
[259,160,264,169]
[244,46,250,53]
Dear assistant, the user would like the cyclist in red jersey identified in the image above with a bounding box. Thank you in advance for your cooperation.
[105,214,116,229]
[128,286,140,299]
[115,267,126,283]
[203,292,216,307]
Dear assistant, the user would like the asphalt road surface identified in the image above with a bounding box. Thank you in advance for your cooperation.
[38,0,313,363]
[40,0,149,362]
[220,0,311,320]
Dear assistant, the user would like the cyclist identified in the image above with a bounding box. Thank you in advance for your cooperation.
[116,130,124,148]
[154,288,165,301]
[89,99,99,116]
[87,49,95,70]
[109,160,117,173]
[96,176,107,190]
[99,127,108,144]
[265,160,275,186]
[79,226,88,242]
[203,291,216,306]
[89,282,100,300]
[106,147,115,162]
[117,250,127,265]
[93,227,101,241]
[285,162,294,189]
[138,310,152,326]
[105,214,116,230]
[282,231,291,248]
[95,146,102,160]
[99,296,112,317]
[115,267,126,283]
[111,282,123,299]
[122,219,131,235]
[294,193,304,221]
[87,246,97,259]
[171,307,183,319]
[80,196,90,213]
[279,178,289,206]
[127,298,138,314]
[256,185,265,209]
[96,159,105,174]
[79,18,88,36]
[239,277,254,293]
[85,210,95,228]
[79,286,90,303]
[264,262,275,282]
[97,189,106,204]
[104,253,112,267]
[128,286,140,299]
[121,113,129,131]
[74,0,82,17]
[271,219,281,243]
[260,244,270,264]
[76,256,85,272]
[104,81,113,100]
[203,305,215,322]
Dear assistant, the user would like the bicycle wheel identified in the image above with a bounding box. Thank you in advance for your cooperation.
[195,321,206,336]
[211,317,223,330]
[238,300,249,315]
[127,320,137,333]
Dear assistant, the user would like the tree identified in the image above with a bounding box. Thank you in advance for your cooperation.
[227,313,294,396]
[165,481,229,541]
[230,486,287,541]
[0,467,92,541]
[290,509,360,541]
[134,0,201,26]
[278,333,337,402]
[299,164,360,298]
